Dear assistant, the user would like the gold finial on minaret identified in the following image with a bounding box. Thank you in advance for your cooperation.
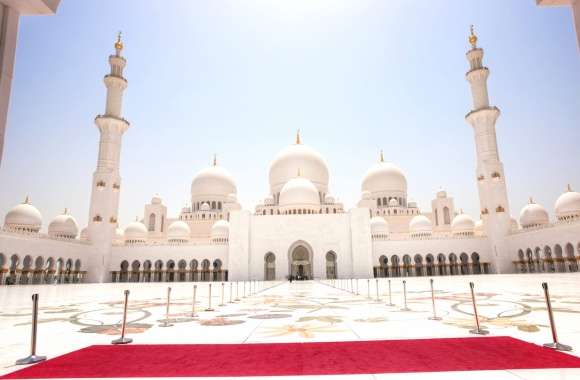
[469,25,478,49]
[295,129,301,145]
[213,153,217,166]
[528,196,534,204]
[566,184,572,192]
[297,168,302,177]
[115,31,123,51]
[23,195,30,204]
[379,149,384,163]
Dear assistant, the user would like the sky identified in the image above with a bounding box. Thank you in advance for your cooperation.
[1,0,579,230]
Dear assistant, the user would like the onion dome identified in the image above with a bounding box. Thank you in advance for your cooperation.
[278,171,320,213]
[124,219,147,243]
[191,156,237,199]
[324,194,335,204]
[211,219,230,242]
[167,221,190,243]
[388,198,399,207]
[409,215,432,238]
[370,216,389,238]
[362,151,407,197]
[48,209,79,239]
[474,220,485,235]
[4,196,42,233]
[519,198,549,229]
[451,211,475,236]
[436,188,447,198]
[555,184,580,221]
[269,130,329,195]
[200,202,210,211]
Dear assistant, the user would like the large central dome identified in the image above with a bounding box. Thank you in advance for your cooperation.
[269,132,329,195]
[191,158,237,199]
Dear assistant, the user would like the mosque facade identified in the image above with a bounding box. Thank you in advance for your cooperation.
[1,30,579,285]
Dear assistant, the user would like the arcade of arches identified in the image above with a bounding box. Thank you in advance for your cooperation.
[373,252,489,277]
[0,254,84,285]
[111,258,228,283]
[513,242,580,274]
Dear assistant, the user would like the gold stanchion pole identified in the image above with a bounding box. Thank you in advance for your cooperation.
[112,290,133,344]
[191,284,198,318]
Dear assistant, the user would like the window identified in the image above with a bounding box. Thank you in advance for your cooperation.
[443,207,450,225]
[148,213,156,231]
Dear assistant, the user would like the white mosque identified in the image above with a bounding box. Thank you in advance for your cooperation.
[1,29,579,285]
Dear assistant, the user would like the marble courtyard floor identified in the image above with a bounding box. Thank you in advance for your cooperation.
[1,273,579,379]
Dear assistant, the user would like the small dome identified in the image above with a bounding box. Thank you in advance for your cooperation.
[48,209,78,239]
[80,227,89,241]
[437,188,447,198]
[324,194,335,204]
[191,162,237,199]
[474,220,485,235]
[279,175,320,209]
[409,215,432,233]
[211,219,230,240]
[151,195,162,205]
[200,202,210,211]
[167,221,190,241]
[370,216,389,236]
[388,198,399,207]
[4,197,42,233]
[124,220,147,242]
[361,159,407,196]
[555,185,580,221]
[451,212,475,235]
[519,199,549,229]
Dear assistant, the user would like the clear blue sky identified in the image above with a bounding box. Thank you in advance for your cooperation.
[1,0,579,230]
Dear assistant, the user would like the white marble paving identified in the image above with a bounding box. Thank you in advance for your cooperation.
[0,274,580,379]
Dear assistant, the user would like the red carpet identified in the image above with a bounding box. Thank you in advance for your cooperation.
[3,337,580,378]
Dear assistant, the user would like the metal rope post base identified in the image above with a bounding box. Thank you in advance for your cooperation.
[400,280,411,311]
[159,287,174,327]
[428,279,442,321]
[16,294,46,365]
[112,290,133,344]
[468,282,488,335]
[542,282,572,351]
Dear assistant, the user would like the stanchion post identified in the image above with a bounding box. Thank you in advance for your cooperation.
[235,281,240,301]
[191,284,198,318]
[112,290,133,344]
[542,282,572,351]
[468,282,488,335]
[367,279,371,299]
[229,282,233,303]
[401,280,410,311]
[243,281,246,298]
[15,294,46,365]
[206,283,215,311]
[159,287,174,327]
[356,279,359,295]
[428,279,442,321]
[219,282,226,306]
[386,279,394,306]
[375,279,380,301]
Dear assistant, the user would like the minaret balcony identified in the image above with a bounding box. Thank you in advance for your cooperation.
[465,106,500,124]
[103,74,128,89]
[465,66,489,81]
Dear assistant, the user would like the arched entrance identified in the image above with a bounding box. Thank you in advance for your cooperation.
[288,242,313,280]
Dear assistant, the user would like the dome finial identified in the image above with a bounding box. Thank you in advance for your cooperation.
[297,167,302,177]
[23,195,30,204]
[213,153,217,166]
[469,25,478,49]
[529,196,535,204]
[295,129,301,145]
[115,31,123,52]
[64,207,69,215]
[566,183,572,192]
[379,149,384,163]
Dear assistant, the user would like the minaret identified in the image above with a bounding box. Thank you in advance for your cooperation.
[465,26,511,273]
[87,33,130,282]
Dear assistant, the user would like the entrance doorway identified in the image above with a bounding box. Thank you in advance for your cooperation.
[289,243,312,280]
